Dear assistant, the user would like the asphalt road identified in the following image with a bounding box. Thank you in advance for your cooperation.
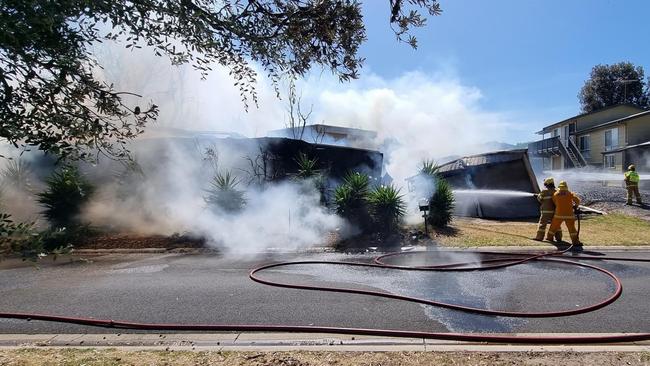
[1,249,650,334]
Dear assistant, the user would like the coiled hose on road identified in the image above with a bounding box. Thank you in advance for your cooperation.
[3,245,650,344]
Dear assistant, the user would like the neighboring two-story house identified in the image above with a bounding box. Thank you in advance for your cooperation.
[529,104,650,171]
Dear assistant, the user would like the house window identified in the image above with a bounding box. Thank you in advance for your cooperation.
[604,154,616,169]
[604,128,619,151]
[578,135,591,159]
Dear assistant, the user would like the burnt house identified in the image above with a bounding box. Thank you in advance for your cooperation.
[408,150,541,219]
[132,135,383,186]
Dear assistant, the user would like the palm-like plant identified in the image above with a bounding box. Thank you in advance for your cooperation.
[334,172,372,231]
[419,159,454,228]
[294,152,318,179]
[0,159,33,190]
[334,172,370,212]
[420,159,440,177]
[428,178,454,228]
[37,166,94,229]
[368,184,406,233]
[205,170,246,213]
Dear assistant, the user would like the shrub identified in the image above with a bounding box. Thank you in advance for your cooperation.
[419,160,455,228]
[205,170,246,213]
[428,178,454,228]
[368,184,405,234]
[293,152,328,204]
[39,226,85,253]
[0,212,44,261]
[334,172,372,231]
[37,165,94,229]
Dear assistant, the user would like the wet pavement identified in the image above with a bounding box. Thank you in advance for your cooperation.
[1,249,649,334]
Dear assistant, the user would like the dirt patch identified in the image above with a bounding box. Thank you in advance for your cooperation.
[75,233,206,250]
[1,349,649,365]
[333,228,428,252]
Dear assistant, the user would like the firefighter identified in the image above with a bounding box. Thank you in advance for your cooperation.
[534,178,562,241]
[546,181,581,245]
[624,164,642,205]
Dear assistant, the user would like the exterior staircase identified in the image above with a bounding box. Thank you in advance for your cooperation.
[528,136,588,169]
[563,138,588,168]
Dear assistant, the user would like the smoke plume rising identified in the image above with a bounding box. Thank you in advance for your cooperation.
[1,42,522,253]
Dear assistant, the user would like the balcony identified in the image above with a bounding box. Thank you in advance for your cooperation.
[528,136,563,157]
[528,136,588,168]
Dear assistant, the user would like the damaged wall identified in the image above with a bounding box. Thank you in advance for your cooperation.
[436,149,540,219]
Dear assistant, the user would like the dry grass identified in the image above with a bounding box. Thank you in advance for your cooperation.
[432,214,650,247]
[0,349,649,366]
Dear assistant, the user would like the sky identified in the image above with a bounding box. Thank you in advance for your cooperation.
[357,0,650,142]
[91,0,650,155]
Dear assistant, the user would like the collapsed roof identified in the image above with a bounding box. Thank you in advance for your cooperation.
[437,149,540,219]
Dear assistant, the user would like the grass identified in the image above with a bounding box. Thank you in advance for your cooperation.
[432,213,650,247]
[1,349,649,366]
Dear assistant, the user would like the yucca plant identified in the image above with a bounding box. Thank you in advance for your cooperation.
[37,165,94,229]
[294,152,318,179]
[0,159,33,190]
[334,172,372,232]
[428,178,455,228]
[205,170,246,213]
[419,159,454,228]
[368,184,406,233]
[294,152,329,205]
[420,159,440,177]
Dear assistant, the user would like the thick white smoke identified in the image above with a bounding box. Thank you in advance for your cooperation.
[81,139,343,255]
[2,41,524,253]
[309,71,516,183]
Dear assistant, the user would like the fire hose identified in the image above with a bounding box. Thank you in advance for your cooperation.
[2,246,650,344]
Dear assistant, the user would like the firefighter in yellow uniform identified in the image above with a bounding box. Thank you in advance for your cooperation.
[624,165,642,205]
[546,181,581,245]
[535,178,562,241]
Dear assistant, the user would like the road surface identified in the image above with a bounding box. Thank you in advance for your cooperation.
[1,249,649,334]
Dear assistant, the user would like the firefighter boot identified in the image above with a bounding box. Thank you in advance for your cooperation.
[554,230,563,242]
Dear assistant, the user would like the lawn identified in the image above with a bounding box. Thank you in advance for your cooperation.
[1,349,649,366]
[431,213,650,247]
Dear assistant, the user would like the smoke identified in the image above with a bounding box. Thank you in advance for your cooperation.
[1,40,525,254]
[93,44,517,185]
[308,71,517,183]
[541,168,650,183]
[81,138,343,255]
[0,150,48,225]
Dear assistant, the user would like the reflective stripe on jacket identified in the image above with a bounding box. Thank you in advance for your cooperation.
[537,189,556,214]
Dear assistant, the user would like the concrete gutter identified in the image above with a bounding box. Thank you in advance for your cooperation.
[1,333,650,352]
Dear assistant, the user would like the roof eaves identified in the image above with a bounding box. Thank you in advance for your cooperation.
[578,110,650,135]
[537,104,646,134]
[601,140,650,154]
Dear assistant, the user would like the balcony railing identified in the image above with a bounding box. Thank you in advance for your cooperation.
[529,136,588,168]
[528,136,562,156]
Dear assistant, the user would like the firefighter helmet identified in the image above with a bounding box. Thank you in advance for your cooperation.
[543,177,555,186]
[628,164,636,171]
[558,180,569,190]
